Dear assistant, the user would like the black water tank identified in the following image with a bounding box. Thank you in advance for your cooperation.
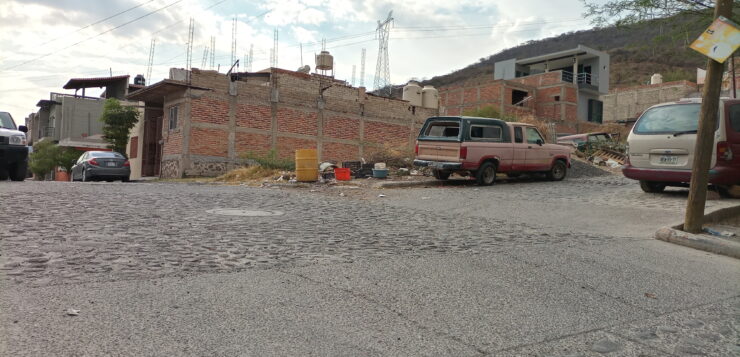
[134,74,146,85]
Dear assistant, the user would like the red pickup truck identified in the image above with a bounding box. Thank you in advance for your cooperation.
[413,116,571,185]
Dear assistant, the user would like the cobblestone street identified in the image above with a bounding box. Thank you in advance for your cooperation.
[1,176,739,356]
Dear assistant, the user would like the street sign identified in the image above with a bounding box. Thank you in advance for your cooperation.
[690,15,740,63]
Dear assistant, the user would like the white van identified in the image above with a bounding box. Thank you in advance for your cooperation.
[622,98,740,197]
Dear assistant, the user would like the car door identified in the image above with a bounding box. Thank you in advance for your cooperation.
[724,102,740,173]
[511,126,528,171]
[524,127,550,171]
[72,153,86,180]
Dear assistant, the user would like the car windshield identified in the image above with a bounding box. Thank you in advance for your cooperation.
[0,112,16,130]
[633,104,701,134]
[90,152,124,158]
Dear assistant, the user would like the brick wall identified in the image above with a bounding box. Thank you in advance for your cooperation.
[162,130,182,155]
[154,68,438,177]
[601,81,698,122]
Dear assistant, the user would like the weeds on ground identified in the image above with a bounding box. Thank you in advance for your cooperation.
[241,149,296,171]
[215,166,289,183]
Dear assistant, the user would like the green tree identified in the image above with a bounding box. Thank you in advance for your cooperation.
[100,98,139,157]
[57,147,83,176]
[29,141,60,180]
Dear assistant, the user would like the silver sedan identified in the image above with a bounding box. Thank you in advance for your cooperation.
[71,151,131,182]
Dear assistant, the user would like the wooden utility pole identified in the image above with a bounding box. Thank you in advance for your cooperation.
[684,0,734,233]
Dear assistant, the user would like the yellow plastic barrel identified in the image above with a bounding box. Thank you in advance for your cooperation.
[295,149,318,182]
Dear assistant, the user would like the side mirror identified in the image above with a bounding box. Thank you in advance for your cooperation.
[18,125,28,133]
[536,139,543,146]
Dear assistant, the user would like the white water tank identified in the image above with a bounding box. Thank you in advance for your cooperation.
[421,85,439,109]
[402,81,422,106]
[650,73,663,85]
[316,51,333,71]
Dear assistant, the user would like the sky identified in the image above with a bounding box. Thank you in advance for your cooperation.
[0,0,597,125]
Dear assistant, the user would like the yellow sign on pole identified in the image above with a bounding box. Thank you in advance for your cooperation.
[690,16,740,63]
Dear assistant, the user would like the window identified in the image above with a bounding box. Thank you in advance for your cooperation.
[526,127,544,144]
[130,136,139,159]
[90,152,125,158]
[423,121,460,138]
[634,104,700,134]
[470,125,502,141]
[512,90,528,106]
[514,127,523,143]
[169,106,179,130]
[730,104,740,132]
[587,134,609,142]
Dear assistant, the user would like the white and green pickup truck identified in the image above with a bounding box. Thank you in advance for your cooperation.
[0,111,29,181]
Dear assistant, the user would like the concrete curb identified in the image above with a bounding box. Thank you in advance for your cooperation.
[373,180,441,189]
[655,205,740,259]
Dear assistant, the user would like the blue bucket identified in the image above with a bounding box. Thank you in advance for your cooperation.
[372,169,388,179]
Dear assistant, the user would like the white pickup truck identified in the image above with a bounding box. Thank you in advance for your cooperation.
[0,111,29,181]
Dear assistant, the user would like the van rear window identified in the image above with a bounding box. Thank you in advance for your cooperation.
[634,104,700,134]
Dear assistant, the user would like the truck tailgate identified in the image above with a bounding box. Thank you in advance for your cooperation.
[417,140,461,162]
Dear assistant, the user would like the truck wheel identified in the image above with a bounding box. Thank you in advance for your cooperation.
[547,161,567,181]
[717,185,740,198]
[476,162,496,186]
[640,180,666,193]
[432,169,450,181]
[9,161,27,181]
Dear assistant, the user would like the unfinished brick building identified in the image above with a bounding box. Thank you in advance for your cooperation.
[127,68,438,178]
[439,45,610,134]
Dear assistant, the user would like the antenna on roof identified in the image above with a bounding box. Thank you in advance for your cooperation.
[146,39,155,83]
[186,18,194,70]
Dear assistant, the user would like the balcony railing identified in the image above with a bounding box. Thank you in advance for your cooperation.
[561,71,598,87]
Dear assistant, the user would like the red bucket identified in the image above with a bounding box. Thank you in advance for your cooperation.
[334,168,351,181]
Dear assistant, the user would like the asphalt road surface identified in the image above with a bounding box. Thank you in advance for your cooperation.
[1,175,738,356]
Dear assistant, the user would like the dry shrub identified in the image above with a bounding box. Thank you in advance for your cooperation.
[215,166,288,183]
[365,142,415,168]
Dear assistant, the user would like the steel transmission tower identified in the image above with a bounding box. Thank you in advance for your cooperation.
[374,11,393,96]
[146,39,155,83]
[209,36,215,69]
[231,17,237,65]
[186,18,194,70]
[360,48,366,87]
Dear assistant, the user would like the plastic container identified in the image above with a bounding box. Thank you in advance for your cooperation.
[372,168,389,179]
[334,168,351,181]
[295,149,318,182]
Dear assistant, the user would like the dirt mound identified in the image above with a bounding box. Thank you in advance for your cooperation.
[569,158,615,179]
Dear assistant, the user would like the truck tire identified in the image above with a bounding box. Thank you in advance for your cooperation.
[9,161,27,181]
[476,161,496,186]
[432,169,450,180]
[546,160,567,181]
[717,185,740,198]
[640,180,666,193]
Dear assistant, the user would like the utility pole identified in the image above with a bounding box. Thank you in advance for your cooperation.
[684,0,734,233]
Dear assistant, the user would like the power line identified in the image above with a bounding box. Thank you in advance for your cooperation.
[2,0,186,72]
[37,0,158,47]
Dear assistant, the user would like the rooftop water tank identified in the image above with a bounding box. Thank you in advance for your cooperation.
[316,51,333,71]
[650,73,663,85]
[134,74,146,86]
[402,81,422,106]
[421,85,439,109]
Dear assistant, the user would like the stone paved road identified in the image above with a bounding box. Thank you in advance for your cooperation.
[0,176,738,356]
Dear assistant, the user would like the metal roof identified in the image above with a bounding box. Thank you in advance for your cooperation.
[62,75,130,89]
[125,79,210,105]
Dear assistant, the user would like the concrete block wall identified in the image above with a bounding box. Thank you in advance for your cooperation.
[158,68,438,178]
[600,81,698,123]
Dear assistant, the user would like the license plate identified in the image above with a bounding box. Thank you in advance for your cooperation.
[107,162,116,167]
[659,155,678,165]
